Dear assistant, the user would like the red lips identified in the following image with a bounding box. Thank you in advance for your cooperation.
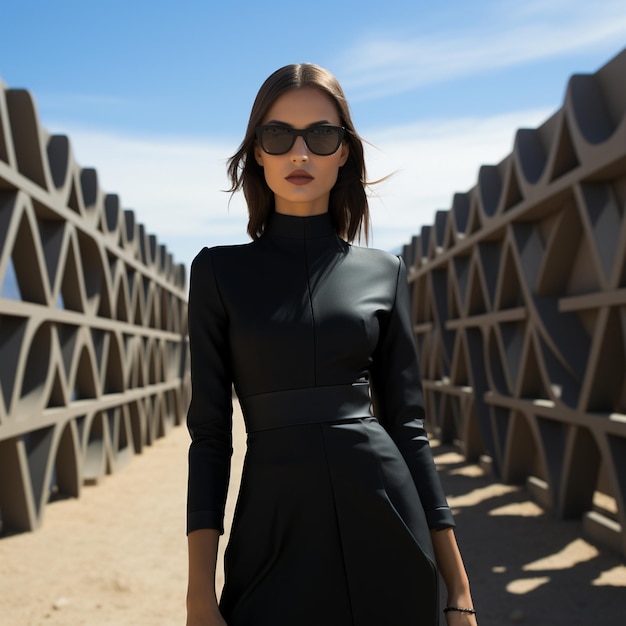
[286,170,314,185]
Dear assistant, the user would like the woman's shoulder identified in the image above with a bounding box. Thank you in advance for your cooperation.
[348,244,403,272]
[189,242,258,283]
[192,242,255,264]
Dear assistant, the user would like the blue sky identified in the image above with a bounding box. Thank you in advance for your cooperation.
[1,0,625,271]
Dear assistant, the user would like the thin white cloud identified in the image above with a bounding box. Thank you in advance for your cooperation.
[50,105,553,269]
[340,1,626,100]
[364,107,553,251]
[51,126,250,269]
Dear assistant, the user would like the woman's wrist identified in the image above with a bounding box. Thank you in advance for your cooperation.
[444,588,476,619]
[445,591,474,609]
[186,587,219,611]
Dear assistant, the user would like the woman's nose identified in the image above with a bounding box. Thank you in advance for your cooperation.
[290,136,309,161]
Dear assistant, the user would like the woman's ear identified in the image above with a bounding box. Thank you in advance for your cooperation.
[339,141,349,167]
[254,143,265,167]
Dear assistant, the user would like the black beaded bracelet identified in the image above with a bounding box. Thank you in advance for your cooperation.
[443,606,477,615]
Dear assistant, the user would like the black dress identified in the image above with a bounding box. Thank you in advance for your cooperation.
[187,211,455,626]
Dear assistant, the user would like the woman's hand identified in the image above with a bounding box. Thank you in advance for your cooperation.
[430,529,477,625]
[187,529,224,625]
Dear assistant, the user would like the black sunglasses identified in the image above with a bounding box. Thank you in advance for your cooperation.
[256,125,346,156]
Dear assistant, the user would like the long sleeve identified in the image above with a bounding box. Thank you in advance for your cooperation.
[370,256,455,530]
[186,247,233,535]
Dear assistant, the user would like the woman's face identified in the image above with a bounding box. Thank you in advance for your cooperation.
[254,87,349,217]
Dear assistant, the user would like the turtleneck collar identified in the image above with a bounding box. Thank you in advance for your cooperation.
[264,211,336,240]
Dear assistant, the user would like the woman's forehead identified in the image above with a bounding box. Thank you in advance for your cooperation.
[263,88,341,125]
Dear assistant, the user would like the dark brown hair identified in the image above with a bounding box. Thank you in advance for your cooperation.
[227,63,370,242]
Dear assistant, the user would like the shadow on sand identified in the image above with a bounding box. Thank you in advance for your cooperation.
[432,442,625,626]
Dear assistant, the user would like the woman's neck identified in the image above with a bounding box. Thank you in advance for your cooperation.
[274,197,330,218]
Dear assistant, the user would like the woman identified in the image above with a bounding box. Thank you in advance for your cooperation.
[186,63,478,626]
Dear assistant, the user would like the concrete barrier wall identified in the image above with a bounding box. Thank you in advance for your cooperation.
[402,48,626,556]
[0,78,190,533]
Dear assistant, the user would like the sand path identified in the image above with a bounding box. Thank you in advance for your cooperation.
[1,402,624,625]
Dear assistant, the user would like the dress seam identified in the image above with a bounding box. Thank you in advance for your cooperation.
[303,240,317,385]
[318,424,356,626]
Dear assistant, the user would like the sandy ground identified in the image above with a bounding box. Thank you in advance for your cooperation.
[1,402,625,626]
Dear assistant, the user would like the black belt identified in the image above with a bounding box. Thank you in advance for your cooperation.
[240,382,374,433]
